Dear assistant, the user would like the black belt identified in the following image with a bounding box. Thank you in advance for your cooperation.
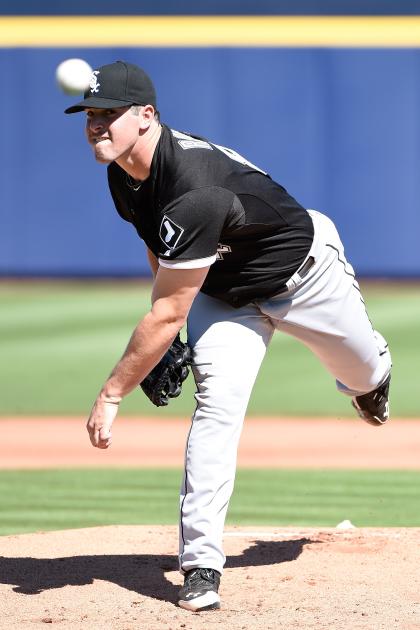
[276,255,315,295]
[295,255,315,279]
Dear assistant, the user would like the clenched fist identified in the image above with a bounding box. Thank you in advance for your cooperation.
[86,396,121,449]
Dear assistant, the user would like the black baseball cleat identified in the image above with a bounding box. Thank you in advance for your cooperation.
[178,568,221,611]
[351,374,391,426]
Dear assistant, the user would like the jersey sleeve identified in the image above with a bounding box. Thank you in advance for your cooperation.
[157,186,235,268]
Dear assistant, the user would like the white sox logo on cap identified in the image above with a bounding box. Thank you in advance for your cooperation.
[65,61,157,114]
[89,71,100,94]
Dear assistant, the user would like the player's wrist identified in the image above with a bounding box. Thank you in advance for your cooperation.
[98,390,122,405]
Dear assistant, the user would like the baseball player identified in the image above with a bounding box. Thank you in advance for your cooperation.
[65,61,392,612]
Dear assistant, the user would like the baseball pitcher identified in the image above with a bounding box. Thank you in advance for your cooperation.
[65,61,392,612]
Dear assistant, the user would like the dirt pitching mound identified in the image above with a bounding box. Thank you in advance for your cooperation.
[1,526,419,629]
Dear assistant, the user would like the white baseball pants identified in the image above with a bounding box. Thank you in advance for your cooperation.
[180,209,391,574]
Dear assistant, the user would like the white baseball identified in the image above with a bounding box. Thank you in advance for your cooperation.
[56,58,93,95]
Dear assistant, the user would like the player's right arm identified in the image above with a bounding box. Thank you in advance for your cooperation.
[86,264,209,448]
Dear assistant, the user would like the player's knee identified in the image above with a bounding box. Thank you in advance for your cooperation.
[336,365,391,397]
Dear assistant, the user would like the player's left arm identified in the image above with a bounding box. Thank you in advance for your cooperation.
[86,264,209,449]
[146,247,159,278]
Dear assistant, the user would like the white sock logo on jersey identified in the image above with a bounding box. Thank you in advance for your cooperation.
[159,215,184,250]
[163,220,175,243]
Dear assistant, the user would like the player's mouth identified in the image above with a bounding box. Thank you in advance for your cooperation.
[91,136,110,145]
[88,136,110,145]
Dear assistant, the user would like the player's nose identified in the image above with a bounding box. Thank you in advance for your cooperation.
[86,115,105,133]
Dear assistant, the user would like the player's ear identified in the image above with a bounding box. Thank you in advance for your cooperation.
[138,104,156,130]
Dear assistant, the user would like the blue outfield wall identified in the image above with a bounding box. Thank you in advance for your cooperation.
[1,47,419,277]
[2,0,420,15]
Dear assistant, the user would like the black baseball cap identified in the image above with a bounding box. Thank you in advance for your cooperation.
[64,60,157,114]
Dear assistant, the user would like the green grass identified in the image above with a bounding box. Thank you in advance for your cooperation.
[0,468,418,535]
[0,280,419,417]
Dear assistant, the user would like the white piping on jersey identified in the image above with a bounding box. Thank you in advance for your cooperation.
[158,254,217,270]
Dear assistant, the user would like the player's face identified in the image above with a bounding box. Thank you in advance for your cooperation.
[85,107,140,163]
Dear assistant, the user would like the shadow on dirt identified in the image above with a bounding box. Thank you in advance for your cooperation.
[0,537,319,604]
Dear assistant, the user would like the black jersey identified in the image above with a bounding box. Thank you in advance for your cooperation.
[107,125,314,308]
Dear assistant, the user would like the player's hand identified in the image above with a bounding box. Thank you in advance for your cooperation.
[86,396,120,449]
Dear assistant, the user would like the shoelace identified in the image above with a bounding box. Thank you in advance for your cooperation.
[372,389,385,405]
[186,568,217,587]
[369,379,390,408]
[357,376,390,407]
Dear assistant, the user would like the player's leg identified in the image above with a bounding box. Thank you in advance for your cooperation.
[178,292,274,610]
[258,210,391,425]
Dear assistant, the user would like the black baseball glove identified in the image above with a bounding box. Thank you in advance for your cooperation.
[139,334,192,407]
